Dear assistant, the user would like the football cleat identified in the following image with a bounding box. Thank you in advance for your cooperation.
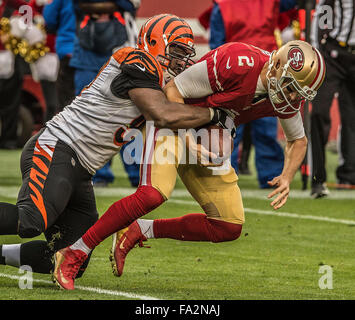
[109,221,148,277]
[53,247,88,290]
[311,183,330,199]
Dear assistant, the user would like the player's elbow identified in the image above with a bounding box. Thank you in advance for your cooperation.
[295,135,308,149]
[288,135,307,149]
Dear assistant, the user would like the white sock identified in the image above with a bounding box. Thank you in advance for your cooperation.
[2,244,21,267]
[70,238,92,255]
[137,219,154,239]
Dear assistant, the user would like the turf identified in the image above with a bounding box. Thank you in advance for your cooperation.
[0,148,354,300]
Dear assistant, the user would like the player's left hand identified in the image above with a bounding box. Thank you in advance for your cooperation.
[185,129,219,166]
[209,108,236,138]
[267,176,290,210]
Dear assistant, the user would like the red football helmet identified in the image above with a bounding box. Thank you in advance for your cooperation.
[137,14,196,76]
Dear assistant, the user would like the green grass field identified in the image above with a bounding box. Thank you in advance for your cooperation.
[0,148,354,300]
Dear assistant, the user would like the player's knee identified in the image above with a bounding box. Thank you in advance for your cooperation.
[222,223,242,241]
[208,219,242,243]
[18,224,43,239]
[135,185,165,212]
[17,207,46,238]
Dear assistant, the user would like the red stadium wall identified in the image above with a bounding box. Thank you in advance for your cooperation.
[137,0,210,17]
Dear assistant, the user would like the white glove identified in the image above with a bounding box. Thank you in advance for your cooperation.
[0,50,15,79]
[23,24,46,45]
[30,52,59,82]
[9,16,27,38]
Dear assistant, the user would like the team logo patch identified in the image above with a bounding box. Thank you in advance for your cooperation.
[288,47,305,71]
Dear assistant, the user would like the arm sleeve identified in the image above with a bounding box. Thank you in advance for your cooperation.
[174,61,213,99]
[110,50,163,99]
[279,112,305,141]
[209,3,226,49]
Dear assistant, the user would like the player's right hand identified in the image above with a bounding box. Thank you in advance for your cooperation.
[267,176,290,210]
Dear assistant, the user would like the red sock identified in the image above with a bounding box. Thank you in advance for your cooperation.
[82,186,164,249]
[153,213,242,242]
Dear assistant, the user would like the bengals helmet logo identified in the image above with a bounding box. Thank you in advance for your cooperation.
[288,47,305,71]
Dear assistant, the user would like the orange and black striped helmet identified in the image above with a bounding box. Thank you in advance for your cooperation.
[137,13,196,76]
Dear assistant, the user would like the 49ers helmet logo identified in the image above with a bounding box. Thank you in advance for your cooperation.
[288,47,305,71]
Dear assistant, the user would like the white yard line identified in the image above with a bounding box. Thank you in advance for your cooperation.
[0,272,160,300]
[2,185,355,200]
[169,199,355,226]
[1,186,355,227]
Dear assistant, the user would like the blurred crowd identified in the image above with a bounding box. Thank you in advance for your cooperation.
[0,0,354,197]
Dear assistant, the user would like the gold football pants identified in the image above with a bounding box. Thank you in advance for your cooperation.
[138,125,245,225]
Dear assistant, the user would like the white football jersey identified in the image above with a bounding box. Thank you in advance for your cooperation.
[46,47,163,174]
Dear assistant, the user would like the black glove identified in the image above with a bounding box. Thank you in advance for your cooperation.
[209,107,237,138]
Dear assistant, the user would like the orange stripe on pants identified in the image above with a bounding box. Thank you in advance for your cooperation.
[29,182,48,229]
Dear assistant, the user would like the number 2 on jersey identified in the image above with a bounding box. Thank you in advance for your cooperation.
[238,56,254,67]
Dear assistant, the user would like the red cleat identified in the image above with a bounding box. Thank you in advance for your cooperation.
[53,247,88,290]
[109,221,148,277]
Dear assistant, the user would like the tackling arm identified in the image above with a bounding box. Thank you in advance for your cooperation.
[128,87,213,130]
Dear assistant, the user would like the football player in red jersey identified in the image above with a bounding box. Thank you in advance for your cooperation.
[53,39,325,289]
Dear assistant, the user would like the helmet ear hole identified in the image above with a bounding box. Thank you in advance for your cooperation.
[150,39,156,46]
[276,59,281,69]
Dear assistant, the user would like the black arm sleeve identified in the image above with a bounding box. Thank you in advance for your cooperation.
[110,62,163,99]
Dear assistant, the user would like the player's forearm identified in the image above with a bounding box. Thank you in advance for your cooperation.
[281,136,307,183]
[154,102,211,129]
[129,87,212,130]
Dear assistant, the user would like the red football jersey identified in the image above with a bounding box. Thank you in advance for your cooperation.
[190,42,295,126]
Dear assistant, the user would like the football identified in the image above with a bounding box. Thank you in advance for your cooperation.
[196,124,234,166]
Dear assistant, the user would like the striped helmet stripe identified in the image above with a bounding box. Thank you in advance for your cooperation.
[309,47,326,91]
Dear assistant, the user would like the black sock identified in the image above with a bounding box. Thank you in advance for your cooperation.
[0,203,19,235]
[20,241,54,274]
[0,246,5,264]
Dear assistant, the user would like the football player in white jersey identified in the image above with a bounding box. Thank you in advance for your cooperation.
[0,14,232,280]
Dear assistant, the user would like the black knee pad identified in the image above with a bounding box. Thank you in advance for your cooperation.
[0,202,19,235]
[18,206,45,238]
